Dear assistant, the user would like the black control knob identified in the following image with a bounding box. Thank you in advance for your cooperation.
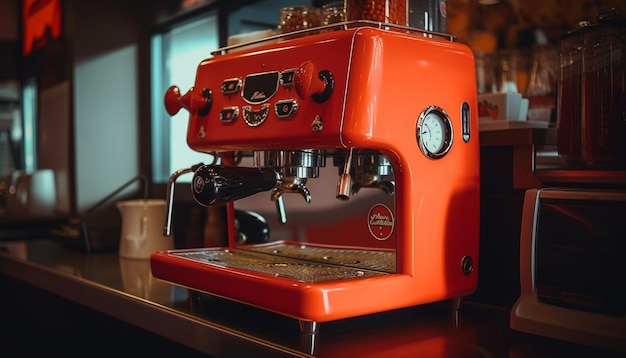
[192,165,278,206]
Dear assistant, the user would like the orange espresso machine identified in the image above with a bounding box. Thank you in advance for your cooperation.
[151,22,480,333]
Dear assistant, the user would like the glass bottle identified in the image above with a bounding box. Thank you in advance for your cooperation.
[345,0,407,25]
[557,20,592,168]
[525,44,558,123]
[322,1,345,25]
[498,49,528,93]
[408,0,446,33]
[582,8,626,169]
[474,51,497,94]
[277,6,322,34]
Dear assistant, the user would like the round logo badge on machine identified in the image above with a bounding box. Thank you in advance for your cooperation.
[368,204,394,241]
[193,175,205,194]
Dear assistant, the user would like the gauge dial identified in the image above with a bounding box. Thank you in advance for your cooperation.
[416,106,453,159]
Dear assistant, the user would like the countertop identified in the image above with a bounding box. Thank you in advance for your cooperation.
[0,237,623,357]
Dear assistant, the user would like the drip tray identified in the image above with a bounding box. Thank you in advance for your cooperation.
[171,243,395,283]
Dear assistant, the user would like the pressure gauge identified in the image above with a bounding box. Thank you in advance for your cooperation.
[416,106,453,159]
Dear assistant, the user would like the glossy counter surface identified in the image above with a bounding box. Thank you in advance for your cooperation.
[0,238,622,357]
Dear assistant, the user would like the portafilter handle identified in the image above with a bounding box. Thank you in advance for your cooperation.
[192,165,278,207]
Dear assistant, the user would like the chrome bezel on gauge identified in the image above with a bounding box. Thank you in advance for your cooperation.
[416,105,453,159]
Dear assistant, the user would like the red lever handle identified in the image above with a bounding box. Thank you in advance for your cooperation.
[294,61,334,103]
[294,61,325,100]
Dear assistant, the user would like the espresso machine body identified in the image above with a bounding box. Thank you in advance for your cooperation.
[151,24,480,327]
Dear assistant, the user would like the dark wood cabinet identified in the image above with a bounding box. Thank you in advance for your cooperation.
[471,127,626,308]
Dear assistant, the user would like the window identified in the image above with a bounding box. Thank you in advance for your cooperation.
[22,78,37,172]
[150,0,305,184]
[151,14,219,183]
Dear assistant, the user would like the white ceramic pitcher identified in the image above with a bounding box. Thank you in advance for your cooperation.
[116,199,173,259]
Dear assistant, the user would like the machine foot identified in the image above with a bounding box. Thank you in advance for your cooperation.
[298,320,320,334]
[450,297,462,328]
[298,321,319,355]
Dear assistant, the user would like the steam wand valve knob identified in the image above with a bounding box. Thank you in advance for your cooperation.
[164,85,184,115]
[192,165,278,206]
[164,85,213,116]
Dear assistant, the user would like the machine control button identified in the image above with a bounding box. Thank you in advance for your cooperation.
[219,107,239,123]
[243,104,270,126]
[461,256,474,275]
[275,99,298,118]
[221,78,242,95]
[280,69,296,86]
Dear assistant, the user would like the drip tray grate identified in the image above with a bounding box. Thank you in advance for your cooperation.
[171,243,395,283]
[249,243,396,272]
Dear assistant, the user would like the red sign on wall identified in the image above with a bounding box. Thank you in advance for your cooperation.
[22,0,62,56]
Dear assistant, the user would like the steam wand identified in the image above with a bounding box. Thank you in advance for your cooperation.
[163,163,204,237]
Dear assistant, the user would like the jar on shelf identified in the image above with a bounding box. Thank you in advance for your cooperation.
[474,51,497,94]
[408,0,446,33]
[497,49,528,93]
[524,44,558,123]
[581,8,626,169]
[322,1,345,25]
[556,20,592,168]
[277,6,322,34]
[345,0,407,26]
